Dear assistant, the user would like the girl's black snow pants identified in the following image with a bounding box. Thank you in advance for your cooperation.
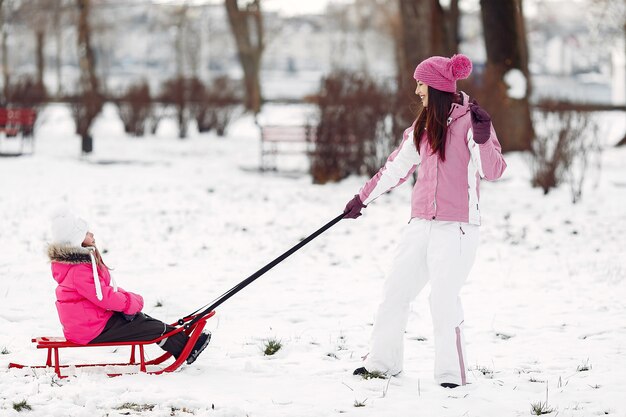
[89,312,188,358]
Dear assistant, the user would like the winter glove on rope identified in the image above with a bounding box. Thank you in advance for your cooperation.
[343,194,366,219]
[469,100,492,145]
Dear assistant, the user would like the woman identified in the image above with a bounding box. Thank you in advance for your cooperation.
[47,208,211,365]
[343,54,506,388]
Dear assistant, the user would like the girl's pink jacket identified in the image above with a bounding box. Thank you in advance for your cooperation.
[48,244,144,344]
[359,92,506,225]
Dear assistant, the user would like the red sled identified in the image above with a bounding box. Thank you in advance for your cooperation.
[8,311,215,378]
[9,212,346,379]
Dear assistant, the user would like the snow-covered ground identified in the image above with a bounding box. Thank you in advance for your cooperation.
[0,104,625,417]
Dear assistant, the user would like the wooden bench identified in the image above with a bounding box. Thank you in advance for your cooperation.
[0,107,37,156]
[258,124,316,171]
[8,311,214,378]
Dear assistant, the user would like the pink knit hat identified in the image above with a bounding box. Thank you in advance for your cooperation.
[413,54,473,93]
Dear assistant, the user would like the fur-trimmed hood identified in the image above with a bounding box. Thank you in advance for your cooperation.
[46,244,141,345]
[47,243,93,264]
[48,243,116,301]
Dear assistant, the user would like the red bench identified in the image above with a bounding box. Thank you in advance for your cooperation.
[0,107,37,155]
[258,124,316,171]
[8,311,214,378]
[0,107,36,136]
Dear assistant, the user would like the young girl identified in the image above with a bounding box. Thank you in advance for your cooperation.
[47,208,211,365]
[344,54,506,388]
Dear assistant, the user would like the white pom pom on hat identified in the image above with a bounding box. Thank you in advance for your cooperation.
[413,53,473,93]
[50,207,89,247]
[49,207,111,301]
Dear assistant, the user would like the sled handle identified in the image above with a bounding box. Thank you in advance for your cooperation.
[183,212,347,328]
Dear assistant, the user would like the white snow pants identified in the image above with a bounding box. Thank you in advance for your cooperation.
[364,219,479,385]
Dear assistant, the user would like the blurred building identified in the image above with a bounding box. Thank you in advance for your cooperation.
[1,0,621,104]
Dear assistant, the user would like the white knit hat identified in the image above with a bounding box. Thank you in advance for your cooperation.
[50,207,89,247]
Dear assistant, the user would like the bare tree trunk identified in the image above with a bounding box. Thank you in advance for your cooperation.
[446,0,460,52]
[36,30,44,86]
[77,0,99,96]
[174,6,187,77]
[398,0,454,88]
[54,2,62,96]
[621,17,626,145]
[1,0,9,101]
[225,0,264,114]
[394,0,457,136]
[184,22,201,79]
[75,0,102,152]
[479,0,533,152]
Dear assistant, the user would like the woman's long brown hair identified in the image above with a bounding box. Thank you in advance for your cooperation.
[413,86,456,161]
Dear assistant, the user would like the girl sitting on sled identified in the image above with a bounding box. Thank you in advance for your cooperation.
[47,208,211,365]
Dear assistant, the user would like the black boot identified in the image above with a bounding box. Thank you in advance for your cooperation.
[186,332,212,365]
[353,367,369,376]
[440,383,459,389]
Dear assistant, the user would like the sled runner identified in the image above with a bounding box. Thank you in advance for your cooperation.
[9,312,214,378]
[10,212,345,378]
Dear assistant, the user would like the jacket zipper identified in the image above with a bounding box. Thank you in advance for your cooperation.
[433,120,453,221]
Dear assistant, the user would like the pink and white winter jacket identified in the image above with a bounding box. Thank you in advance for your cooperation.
[48,244,144,344]
[358,92,506,225]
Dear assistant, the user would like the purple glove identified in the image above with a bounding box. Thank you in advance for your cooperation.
[469,101,492,144]
[343,195,366,219]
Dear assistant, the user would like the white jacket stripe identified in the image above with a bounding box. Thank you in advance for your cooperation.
[467,128,483,225]
[362,131,420,205]
[467,128,485,178]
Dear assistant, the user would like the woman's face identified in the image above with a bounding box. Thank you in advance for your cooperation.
[415,80,429,108]
[82,232,96,247]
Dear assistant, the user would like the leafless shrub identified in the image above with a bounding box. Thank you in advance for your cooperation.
[5,76,47,108]
[69,91,104,152]
[310,71,393,184]
[391,87,420,149]
[188,79,208,132]
[148,104,168,135]
[530,101,601,203]
[190,76,240,136]
[117,82,152,137]
[159,76,202,139]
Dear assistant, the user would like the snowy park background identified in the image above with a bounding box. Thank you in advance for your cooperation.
[1,0,626,416]
[0,103,624,417]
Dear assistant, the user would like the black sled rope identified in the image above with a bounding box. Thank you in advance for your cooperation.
[181,212,346,329]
